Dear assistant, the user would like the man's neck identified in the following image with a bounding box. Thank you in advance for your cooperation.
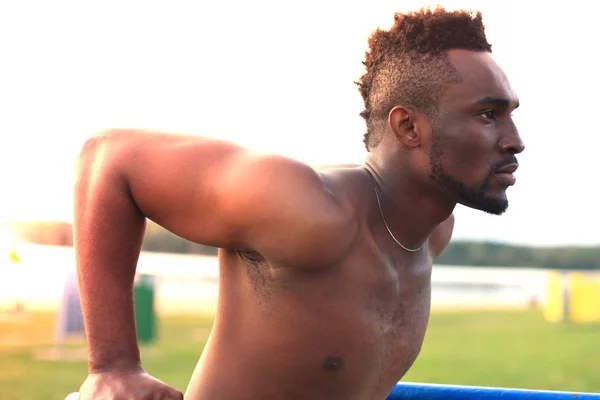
[363,155,455,249]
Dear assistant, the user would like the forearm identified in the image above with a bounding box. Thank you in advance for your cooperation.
[74,136,146,373]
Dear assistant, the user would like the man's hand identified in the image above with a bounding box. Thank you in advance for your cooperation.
[79,369,183,400]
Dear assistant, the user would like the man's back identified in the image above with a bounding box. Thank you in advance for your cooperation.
[185,167,437,400]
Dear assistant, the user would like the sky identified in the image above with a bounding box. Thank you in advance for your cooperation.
[0,0,598,247]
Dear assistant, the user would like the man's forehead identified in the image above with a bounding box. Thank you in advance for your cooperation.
[444,49,519,107]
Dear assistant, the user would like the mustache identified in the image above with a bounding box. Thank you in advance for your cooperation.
[493,156,519,172]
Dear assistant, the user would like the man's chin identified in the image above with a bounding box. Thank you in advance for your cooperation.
[430,167,510,215]
[460,196,508,216]
[480,203,509,216]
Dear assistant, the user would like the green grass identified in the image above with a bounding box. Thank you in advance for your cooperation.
[1,310,599,399]
[403,310,600,392]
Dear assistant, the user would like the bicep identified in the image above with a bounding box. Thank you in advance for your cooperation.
[112,130,248,248]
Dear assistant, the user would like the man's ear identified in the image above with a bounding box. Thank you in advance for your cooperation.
[388,106,423,149]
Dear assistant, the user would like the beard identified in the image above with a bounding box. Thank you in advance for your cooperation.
[428,132,509,216]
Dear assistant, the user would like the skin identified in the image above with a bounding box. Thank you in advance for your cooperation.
[74,49,523,400]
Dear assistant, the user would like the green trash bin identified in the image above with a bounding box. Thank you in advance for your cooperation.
[134,274,156,344]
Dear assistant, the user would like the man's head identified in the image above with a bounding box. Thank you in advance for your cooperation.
[357,7,524,215]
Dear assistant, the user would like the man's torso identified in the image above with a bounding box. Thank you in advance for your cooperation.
[185,167,434,400]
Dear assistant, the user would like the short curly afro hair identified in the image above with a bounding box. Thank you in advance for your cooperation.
[356,7,492,151]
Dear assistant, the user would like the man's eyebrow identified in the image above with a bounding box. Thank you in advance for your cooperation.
[474,96,520,109]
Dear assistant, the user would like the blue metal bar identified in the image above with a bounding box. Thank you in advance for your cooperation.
[387,382,600,399]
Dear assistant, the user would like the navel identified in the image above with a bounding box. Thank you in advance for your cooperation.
[322,356,345,372]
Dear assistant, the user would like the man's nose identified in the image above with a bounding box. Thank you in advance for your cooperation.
[499,125,525,155]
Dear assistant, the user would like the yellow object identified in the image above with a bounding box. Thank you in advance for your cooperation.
[569,272,600,323]
[543,271,600,323]
[543,271,567,323]
[9,247,20,264]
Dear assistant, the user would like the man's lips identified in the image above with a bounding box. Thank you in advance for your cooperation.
[495,163,519,174]
[494,162,518,186]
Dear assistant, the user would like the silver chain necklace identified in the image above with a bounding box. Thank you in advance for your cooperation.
[364,168,426,253]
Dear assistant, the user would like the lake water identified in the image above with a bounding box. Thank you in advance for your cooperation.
[0,244,551,314]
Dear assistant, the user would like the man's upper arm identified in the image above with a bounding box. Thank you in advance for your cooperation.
[429,214,455,259]
[94,129,356,267]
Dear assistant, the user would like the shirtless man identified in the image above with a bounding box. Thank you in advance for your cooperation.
[74,7,524,400]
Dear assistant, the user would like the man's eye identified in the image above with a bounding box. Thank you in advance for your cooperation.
[480,110,496,121]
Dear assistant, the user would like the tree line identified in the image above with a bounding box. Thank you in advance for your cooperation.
[435,240,599,270]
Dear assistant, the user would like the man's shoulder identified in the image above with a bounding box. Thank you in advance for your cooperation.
[315,166,371,251]
[222,162,364,270]
[268,165,366,269]
[318,164,370,207]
